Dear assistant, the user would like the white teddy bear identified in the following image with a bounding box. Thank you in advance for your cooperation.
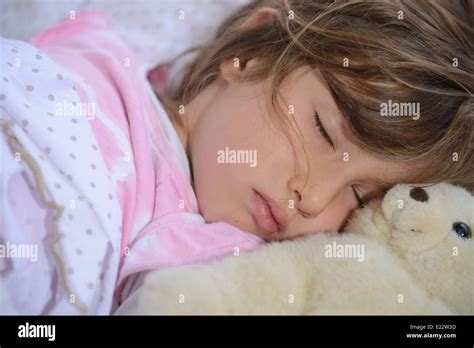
[135,183,473,314]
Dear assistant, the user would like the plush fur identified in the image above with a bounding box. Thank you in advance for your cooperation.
[137,183,473,314]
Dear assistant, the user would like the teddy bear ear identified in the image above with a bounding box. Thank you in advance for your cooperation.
[409,187,429,202]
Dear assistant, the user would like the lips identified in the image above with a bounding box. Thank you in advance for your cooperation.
[252,190,288,235]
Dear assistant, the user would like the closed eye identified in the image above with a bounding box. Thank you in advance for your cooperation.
[313,112,365,207]
[313,112,335,148]
[352,185,365,207]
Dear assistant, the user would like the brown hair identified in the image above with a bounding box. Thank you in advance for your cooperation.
[157,0,474,193]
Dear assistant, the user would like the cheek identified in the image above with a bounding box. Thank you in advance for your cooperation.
[187,101,263,217]
[191,85,296,184]
[189,96,297,226]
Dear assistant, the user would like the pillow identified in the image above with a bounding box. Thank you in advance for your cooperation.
[0,0,249,70]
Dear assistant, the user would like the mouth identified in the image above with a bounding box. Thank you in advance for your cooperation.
[251,189,288,236]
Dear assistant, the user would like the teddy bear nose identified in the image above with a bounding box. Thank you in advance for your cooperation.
[409,187,429,202]
[453,222,472,239]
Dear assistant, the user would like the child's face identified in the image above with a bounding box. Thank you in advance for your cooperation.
[183,64,411,241]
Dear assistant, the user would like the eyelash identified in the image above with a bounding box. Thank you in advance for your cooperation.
[313,112,365,206]
[313,112,334,148]
[352,185,365,206]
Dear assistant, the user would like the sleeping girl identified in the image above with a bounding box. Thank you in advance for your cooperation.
[0,0,472,315]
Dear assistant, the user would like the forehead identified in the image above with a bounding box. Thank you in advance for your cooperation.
[281,66,328,94]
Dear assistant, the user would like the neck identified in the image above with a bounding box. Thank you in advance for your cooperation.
[160,78,224,179]
[170,111,189,157]
[157,93,190,156]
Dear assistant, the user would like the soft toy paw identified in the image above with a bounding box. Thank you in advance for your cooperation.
[136,183,473,314]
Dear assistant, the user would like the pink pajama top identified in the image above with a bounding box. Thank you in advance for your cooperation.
[30,11,263,309]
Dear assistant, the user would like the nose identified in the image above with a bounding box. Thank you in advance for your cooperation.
[409,187,429,202]
[289,174,344,218]
[292,189,313,218]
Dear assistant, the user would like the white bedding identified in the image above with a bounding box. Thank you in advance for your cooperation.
[1,0,249,77]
